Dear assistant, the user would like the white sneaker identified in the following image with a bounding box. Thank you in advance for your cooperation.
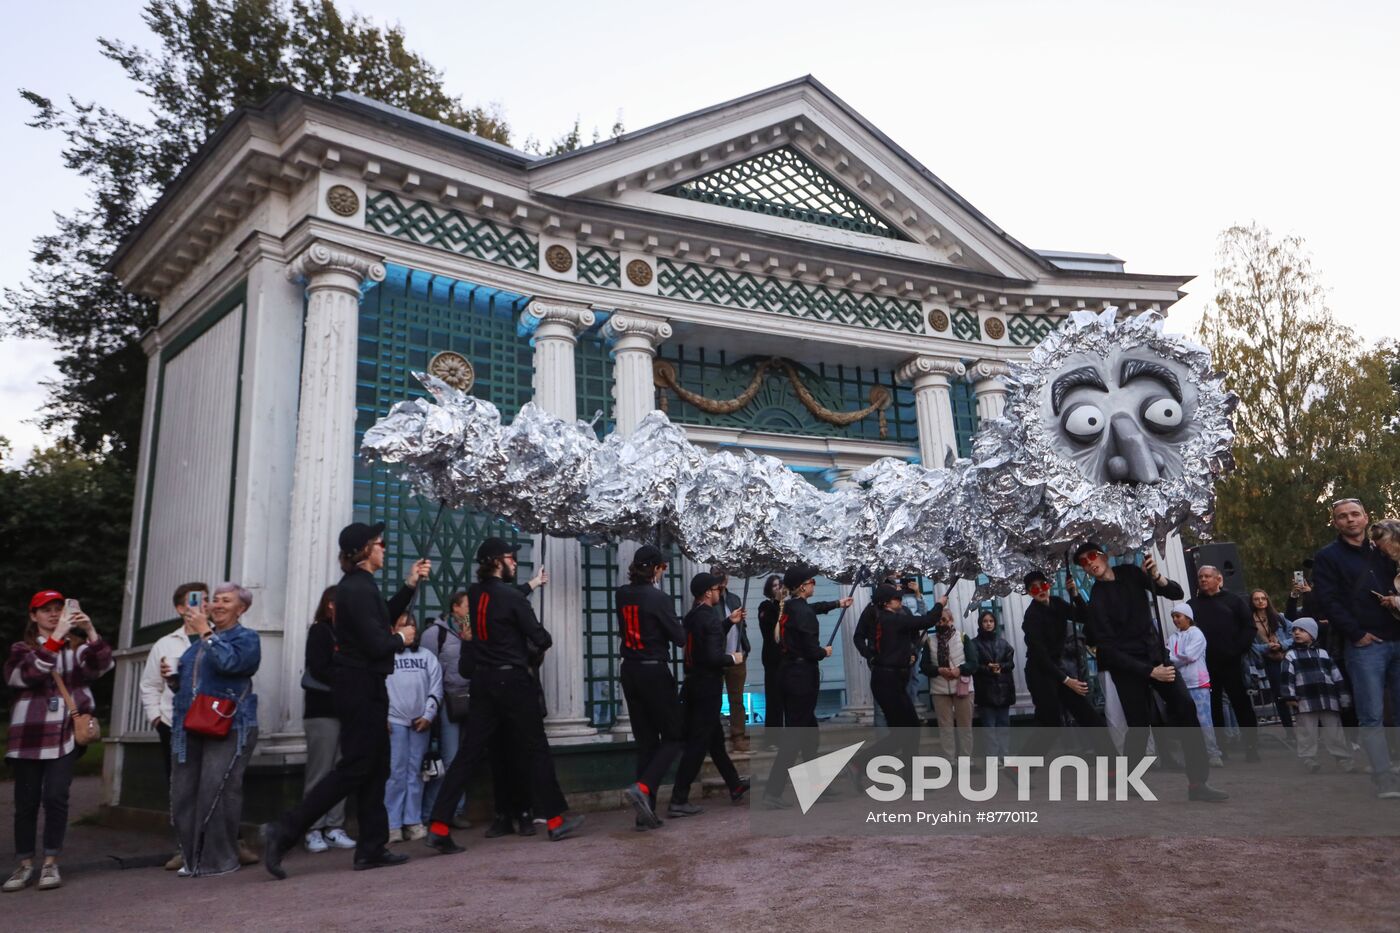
[386,827,403,844]
[403,823,427,841]
[2,864,34,893]
[304,830,329,853]
[36,864,61,891]
[322,828,356,849]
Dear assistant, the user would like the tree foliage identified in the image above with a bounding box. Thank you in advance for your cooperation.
[1198,223,1400,601]
[3,0,516,468]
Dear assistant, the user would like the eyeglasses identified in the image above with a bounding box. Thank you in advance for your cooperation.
[1075,551,1103,567]
[1027,582,1052,595]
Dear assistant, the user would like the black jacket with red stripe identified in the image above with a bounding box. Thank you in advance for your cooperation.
[616,583,684,662]
[683,601,735,679]
[459,577,552,675]
[778,597,841,665]
[870,607,939,670]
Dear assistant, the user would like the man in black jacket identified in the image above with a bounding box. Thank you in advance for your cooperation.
[264,521,428,878]
[616,545,687,829]
[1188,565,1260,761]
[760,564,851,808]
[1076,542,1227,802]
[424,538,582,854]
[669,572,751,817]
[1019,570,1115,761]
[1312,498,1400,797]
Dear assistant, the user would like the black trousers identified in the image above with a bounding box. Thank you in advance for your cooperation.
[1111,670,1210,784]
[278,667,391,859]
[429,667,567,826]
[489,735,529,817]
[156,721,173,780]
[1021,674,1116,760]
[763,660,785,730]
[620,660,685,807]
[1207,655,1259,748]
[870,667,920,727]
[764,663,821,798]
[672,673,740,804]
[11,749,80,859]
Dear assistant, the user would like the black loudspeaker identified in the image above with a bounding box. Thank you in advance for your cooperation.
[1183,542,1248,598]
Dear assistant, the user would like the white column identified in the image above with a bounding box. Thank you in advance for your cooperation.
[970,359,1030,706]
[279,242,386,732]
[897,355,966,470]
[601,312,673,735]
[523,299,598,740]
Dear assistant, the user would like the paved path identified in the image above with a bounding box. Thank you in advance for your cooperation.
[2,775,1398,931]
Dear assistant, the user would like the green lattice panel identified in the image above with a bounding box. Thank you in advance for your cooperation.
[575,325,616,437]
[657,259,923,333]
[950,308,981,342]
[657,345,917,444]
[364,191,538,270]
[354,265,536,611]
[1007,313,1059,347]
[576,246,620,287]
[581,543,619,727]
[664,146,905,240]
[950,378,980,459]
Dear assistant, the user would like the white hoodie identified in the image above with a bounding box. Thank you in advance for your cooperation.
[1168,626,1211,690]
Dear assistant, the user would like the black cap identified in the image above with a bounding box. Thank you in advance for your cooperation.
[339,521,385,554]
[1073,541,1105,562]
[476,537,522,561]
[1023,570,1049,588]
[873,585,902,606]
[634,544,671,567]
[783,564,819,591]
[690,572,723,600]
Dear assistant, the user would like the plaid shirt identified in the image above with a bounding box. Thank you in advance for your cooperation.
[1280,644,1351,715]
[5,638,115,760]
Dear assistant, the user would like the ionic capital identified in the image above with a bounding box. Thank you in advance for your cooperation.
[286,240,387,288]
[522,299,596,337]
[602,312,672,350]
[970,359,1012,385]
[896,355,966,386]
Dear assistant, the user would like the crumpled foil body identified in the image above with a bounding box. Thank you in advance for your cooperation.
[361,309,1235,598]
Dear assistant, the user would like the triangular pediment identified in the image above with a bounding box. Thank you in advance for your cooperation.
[663,146,909,241]
[526,77,1053,279]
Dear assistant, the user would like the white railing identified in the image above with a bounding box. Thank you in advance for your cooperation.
[111,646,157,738]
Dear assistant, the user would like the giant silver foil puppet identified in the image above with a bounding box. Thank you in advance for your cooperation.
[362,309,1235,597]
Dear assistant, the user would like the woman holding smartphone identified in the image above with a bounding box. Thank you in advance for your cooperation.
[3,590,113,893]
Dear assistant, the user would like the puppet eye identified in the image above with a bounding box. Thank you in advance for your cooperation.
[1141,396,1183,434]
[1061,403,1107,442]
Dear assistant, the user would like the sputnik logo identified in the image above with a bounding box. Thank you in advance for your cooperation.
[789,741,865,814]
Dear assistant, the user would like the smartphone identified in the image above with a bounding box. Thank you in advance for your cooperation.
[186,590,204,609]
[60,599,80,624]
[1292,570,1306,588]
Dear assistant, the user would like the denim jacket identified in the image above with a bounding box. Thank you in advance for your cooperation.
[171,623,261,763]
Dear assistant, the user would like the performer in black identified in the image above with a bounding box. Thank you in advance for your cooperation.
[1076,542,1228,801]
[263,521,428,878]
[424,538,583,854]
[756,574,786,733]
[760,564,851,808]
[616,545,687,829]
[668,572,751,817]
[1019,569,1115,761]
[867,585,942,728]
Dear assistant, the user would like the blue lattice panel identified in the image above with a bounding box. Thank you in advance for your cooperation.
[354,266,536,610]
[364,191,538,270]
[657,259,923,333]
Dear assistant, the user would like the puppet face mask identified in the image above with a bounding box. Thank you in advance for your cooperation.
[1042,348,1198,485]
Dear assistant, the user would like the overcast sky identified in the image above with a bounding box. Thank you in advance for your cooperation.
[3,0,1396,462]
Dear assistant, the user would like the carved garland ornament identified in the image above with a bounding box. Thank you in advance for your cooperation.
[652,357,892,438]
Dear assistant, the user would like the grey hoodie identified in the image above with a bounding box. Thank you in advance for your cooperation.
[386,646,443,726]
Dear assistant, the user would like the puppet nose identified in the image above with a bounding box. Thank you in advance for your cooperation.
[1105,413,1162,484]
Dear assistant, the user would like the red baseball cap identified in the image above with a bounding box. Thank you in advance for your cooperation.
[29,590,64,611]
